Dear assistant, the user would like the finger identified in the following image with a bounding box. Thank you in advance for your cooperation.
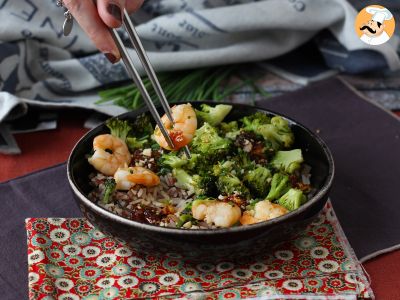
[126,0,144,13]
[96,0,143,27]
[63,0,120,63]
[97,0,125,28]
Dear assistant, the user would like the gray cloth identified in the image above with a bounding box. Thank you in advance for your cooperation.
[0,0,399,121]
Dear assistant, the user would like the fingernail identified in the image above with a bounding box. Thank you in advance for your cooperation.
[104,52,118,64]
[107,3,122,22]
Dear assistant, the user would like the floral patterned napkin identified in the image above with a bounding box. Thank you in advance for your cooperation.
[26,201,373,299]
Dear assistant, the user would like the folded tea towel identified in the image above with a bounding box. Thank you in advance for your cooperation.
[0,0,399,120]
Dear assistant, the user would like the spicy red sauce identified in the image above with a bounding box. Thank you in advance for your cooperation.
[169,130,186,150]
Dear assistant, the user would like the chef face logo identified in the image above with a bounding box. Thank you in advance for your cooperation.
[355,5,395,45]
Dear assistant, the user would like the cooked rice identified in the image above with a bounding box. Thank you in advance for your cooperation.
[89,170,195,228]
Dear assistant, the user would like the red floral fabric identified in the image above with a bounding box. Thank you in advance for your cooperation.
[26,201,373,299]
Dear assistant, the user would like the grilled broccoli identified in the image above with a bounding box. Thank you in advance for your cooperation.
[173,169,203,195]
[243,166,272,198]
[213,160,252,196]
[217,173,250,197]
[106,114,154,148]
[266,173,290,201]
[220,121,239,133]
[271,149,303,174]
[126,136,149,151]
[277,188,307,211]
[172,168,216,196]
[220,121,240,140]
[242,112,271,132]
[160,152,188,169]
[191,123,231,157]
[106,118,132,142]
[213,160,236,176]
[257,116,294,150]
[178,153,208,172]
[132,113,154,137]
[186,153,204,171]
[161,152,210,177]
[212,153,256,180]
[212,151,255,180]
[232,150,255,173]
[241,114,294,150]
[102,178,116,204]
[195,104,232,126]
[196,175,219,197]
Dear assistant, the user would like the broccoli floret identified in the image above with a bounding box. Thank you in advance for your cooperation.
[212,152,255,178]
[160,152,208,175]
[172,169,205,196]
[220,121,238,133]
[213,160,236,176]
[243,166,272,197]
[195,104,232,126]
[220,121,240,140]
[232,150,256,173]
[123,114,154,150]
[270,149,303,174]
[199,175,219,197]
[106,118,132,142]
[191,123,231,157]
[266,173,290,201]
[242,112,271,131]
[257,116,294,150]
[132,113,154,137]
[173,168,198,192]
[126,136,149,151]
[160,152,188,169]
[102,178,116,204]
[277,188,307,211]
[217,173,250,197]
[241,114,294,150]
[185,153,203,171]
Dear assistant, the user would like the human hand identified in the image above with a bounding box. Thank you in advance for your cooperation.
[63,0,144,63]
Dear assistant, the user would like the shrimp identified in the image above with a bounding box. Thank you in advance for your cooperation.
[114,166,160,190]
[88,134,131,176]
[154,103,197,150]
[240,200,288,225]
[192,200,241,228]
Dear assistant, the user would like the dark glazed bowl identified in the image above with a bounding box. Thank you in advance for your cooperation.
[67,102,334,262]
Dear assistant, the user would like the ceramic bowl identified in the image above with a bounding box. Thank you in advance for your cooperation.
[67,102,334,261]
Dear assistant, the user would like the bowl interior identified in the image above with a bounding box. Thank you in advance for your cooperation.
[68,102,334,233]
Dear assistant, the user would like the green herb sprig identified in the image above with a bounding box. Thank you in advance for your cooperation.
[96,64,269,110]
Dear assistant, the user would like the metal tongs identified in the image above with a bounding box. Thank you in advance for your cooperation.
[109,10,191,158]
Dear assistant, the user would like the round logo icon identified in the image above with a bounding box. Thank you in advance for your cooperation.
[355,5,395,46]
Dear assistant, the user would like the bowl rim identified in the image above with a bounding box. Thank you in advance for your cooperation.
[67,101,335,235]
